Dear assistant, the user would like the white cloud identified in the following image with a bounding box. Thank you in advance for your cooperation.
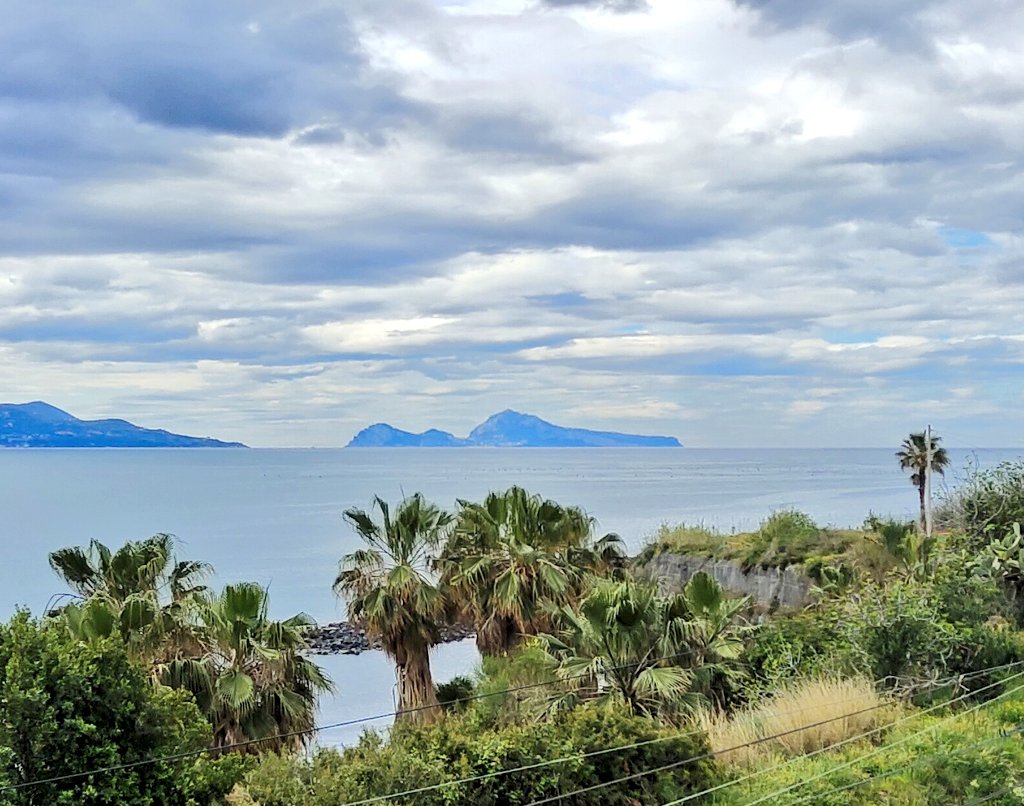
[2,0,1024,446]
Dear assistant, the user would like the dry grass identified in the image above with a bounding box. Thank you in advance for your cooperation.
[699,677,895,768]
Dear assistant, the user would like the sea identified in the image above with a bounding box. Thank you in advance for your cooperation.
[0,446,1019,746]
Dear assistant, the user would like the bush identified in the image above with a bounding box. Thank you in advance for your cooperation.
[840,579,959,682]
[240,705,716,806]
[741,611,859,699]
[0,612,237,806]
[435,675,475,713]
[938,459,1024,545]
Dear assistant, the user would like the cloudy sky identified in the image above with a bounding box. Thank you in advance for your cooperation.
[1,0,1021,447]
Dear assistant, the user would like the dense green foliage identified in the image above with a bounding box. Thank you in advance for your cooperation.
[47,536,332,756]
[542,574,748,714]
[938,459,1024,543]
[238,705,714,806]
[0,613,242,806]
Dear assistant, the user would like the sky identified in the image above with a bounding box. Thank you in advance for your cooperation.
[0,0,1022,448]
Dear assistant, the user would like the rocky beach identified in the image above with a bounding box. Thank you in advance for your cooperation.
[306,621,475,655]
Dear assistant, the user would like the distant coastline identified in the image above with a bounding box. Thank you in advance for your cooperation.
[347,409,682,448]
[0,401,246,448]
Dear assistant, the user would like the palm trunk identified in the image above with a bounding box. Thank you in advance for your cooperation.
[395,644,441,724]
[918,477,927,532]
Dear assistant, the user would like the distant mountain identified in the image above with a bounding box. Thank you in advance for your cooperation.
[347,409,681,448]
[346,423,470,448]
[0,401,246,448]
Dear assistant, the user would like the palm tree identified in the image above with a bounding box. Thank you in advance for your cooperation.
[540,573,749,717]
[441,487,622,656]
[334,494,452,724]
[163,582,333,752]
[51,537,331,751]
[896,431,950,529]
[48,534,210,665]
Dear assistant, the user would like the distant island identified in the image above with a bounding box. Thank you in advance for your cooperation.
[347,409,681,448]
[0,401,246,448]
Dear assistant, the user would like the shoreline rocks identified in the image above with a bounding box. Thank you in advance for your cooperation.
[305,621,475,655]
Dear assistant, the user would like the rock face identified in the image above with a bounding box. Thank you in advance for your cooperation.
[0,401,246,448]
[347,409,682,448]
[645,554,812,609]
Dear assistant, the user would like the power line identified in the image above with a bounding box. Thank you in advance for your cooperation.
[744,674,1024,806]
[338,688,881,806]
[964,783,1023,806]
[523,668,1024,806]
[346,660,1024,806]
[0,646,705,794]
[662,661,1024,805]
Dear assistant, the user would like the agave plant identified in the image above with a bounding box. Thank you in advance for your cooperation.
[335,494,452,723]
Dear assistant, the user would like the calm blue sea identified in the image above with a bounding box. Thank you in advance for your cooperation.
[0,446,1018,744]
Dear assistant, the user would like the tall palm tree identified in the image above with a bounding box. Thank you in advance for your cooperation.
[896,431,950,529]
[163,583,333,752]
[441,487,622,656]
[540,573,749,717]
[334,494,452,724]
[48,534,210,665]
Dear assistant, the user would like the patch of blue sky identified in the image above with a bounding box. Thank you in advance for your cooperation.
[528,291,589,308]
[684,356,806,377]
[937,226,994,249]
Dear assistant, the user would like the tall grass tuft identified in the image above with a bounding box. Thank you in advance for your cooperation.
[698,677,893,768]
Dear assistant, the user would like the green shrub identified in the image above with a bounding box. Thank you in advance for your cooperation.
[241,705,715,806]
[938,459,1024,545]
[0,612,234,806]
[741,610,858,700]
[435,675,475,713]
[739,511,862,571]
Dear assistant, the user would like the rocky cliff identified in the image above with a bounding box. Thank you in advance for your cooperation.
[644,553,812,609]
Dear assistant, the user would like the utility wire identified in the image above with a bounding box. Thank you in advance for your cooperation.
[339,690,882,806]
[744,673,1024,806]
[963,783,1024,806]
[520,702,891,806]
[347,660,1024,806]
[524,668,1024,806]
[779,724,1024,806]
[662,661,1024,805]
[0,647,705,794]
